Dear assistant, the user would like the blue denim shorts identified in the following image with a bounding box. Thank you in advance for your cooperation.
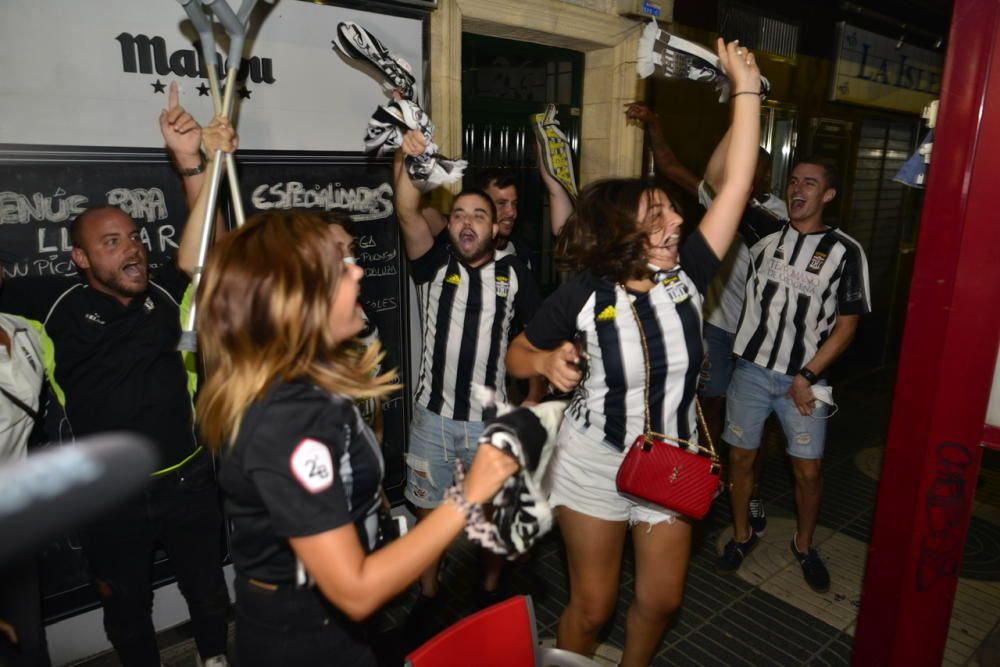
[404,403,485,508]
[698,323,737,399]
[723,359,829,459]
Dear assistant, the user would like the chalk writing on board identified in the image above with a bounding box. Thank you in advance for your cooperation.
[359,249,397,264]
[0,187,169,226]
[364,296,398,313]
[36,225,177,254]
[365,265,398,278]
[0,189,89,225]
[250,181,394,221]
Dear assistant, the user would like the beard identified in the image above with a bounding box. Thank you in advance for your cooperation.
[452,234,495,265]
[89,259,148,300]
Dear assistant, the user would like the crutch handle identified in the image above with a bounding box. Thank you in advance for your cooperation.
[202,0,244,43]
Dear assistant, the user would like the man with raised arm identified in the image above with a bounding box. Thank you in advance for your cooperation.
[0,85,236,667]
[715,156,870,593]
[393,129,543,623]
[419,144,575,268]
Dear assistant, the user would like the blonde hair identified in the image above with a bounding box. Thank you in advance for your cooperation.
[196,210,400,451]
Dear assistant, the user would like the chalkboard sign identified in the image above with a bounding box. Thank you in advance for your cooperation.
[0,145,411,622]
[236,151,411,499]
[0,145,191,277]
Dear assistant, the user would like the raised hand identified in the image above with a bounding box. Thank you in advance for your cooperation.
[201,115,239,155]
[624,101,657,127]
[159,82,202,168]
[715,38,761,96]
[400,129,428,157]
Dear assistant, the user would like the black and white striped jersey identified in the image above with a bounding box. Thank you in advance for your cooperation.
[494,235,533,270]
[412,234,540,422]
[698,181,787,333]
[734,223,871,375]
[525,232,720,451]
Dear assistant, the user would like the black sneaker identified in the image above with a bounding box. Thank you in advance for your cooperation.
[790,536,830,593]
[748,497,767,537]
[716,530,758,574]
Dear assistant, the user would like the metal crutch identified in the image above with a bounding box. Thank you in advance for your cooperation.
[175,0,262,352]
[177,0,247,226]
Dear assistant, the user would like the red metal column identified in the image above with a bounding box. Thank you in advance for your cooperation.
[853,0,1000,664]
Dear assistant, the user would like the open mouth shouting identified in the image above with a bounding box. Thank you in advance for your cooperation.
[660,232,680,249]
[458,227,480,252]
[121,256,147,283]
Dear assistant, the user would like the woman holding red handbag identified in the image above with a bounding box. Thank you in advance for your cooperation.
[506,39,761,667]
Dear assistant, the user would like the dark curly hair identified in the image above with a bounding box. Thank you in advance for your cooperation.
[555,178,675,283]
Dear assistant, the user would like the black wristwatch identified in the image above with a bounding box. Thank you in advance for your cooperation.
[798,368,819,385]
[176,154,207,177]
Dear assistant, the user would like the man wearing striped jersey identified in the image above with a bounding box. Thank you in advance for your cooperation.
[717,158,870,592]
[393,131,543,619]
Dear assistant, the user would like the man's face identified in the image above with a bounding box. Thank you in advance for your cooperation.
[484,182,518,241]
[448,193,498,267]
[71,208,148,305]
[786,163,836,224]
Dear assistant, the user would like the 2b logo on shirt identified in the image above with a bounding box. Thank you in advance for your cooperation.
[290,438,334,493]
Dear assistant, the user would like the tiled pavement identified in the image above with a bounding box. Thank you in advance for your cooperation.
[74,368,1000,666]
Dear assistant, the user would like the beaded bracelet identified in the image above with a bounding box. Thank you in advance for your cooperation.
[443,459,486,525]
[444,485,483,523]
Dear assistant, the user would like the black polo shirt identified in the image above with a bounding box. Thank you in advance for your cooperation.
[0,266,197,469]
[219,380,383,583]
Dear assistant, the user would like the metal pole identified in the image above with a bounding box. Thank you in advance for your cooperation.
[177,73,237,353]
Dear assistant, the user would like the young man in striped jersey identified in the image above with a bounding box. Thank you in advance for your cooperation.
[393,132,544,619]
[717,158,870,592]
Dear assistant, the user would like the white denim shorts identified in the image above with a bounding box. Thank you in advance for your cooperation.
[547,424,678,527]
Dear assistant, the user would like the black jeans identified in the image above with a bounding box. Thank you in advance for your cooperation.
[78,450,230,667]
[0,557,51,667]
[234,577,376,667]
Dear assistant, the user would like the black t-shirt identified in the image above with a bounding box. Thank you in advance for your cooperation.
[0,266,196,467]
[219,380,383,583]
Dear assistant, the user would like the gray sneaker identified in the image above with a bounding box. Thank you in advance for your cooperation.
[748,497,767,537]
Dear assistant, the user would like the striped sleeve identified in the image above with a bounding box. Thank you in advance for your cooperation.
[835,233,871,315]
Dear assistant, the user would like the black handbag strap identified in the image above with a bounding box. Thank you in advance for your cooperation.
[1,385,41,422]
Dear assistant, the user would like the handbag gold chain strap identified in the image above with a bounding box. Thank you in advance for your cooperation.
[623,285,718,461]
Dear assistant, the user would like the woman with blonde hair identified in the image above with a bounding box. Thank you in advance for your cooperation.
[196,210,518,666]
[506,39,761,666]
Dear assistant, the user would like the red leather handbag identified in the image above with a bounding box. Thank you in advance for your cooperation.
[614,292,722,519]
[616,429,722,520]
